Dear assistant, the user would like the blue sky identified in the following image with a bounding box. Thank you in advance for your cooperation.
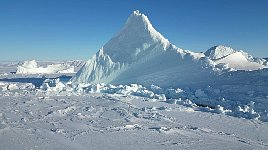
[0,0,268,61]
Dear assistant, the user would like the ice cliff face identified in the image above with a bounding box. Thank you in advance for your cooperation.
[71,10,267,87]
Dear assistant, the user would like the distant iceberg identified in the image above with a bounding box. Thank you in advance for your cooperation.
[16,60,75,74]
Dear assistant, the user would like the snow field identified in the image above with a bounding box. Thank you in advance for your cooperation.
[38,79,268,122]
[1,80,268,149]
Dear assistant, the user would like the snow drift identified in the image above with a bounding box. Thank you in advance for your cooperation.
[16,60,75,74]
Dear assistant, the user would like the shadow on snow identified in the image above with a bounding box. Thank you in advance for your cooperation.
[0,75,72,87]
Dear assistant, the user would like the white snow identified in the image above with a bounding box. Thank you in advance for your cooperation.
[204,45,236,60]
[16,60,75,74]
[0,79,268,149]
[214,51,265,70]
[205,45,267,70]
[35,81,267,122]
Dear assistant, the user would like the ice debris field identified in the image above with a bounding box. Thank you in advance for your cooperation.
[0,10,268,150]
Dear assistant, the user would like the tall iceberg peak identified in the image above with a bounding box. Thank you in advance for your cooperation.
[71,10,267,86]
[103,10,170,63]
[123,10,167,42]
[74,11,249,86]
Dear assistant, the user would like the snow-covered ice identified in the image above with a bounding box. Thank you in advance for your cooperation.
[16,60,76,74]
[0,79,268,149]
[206,45,267,70]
